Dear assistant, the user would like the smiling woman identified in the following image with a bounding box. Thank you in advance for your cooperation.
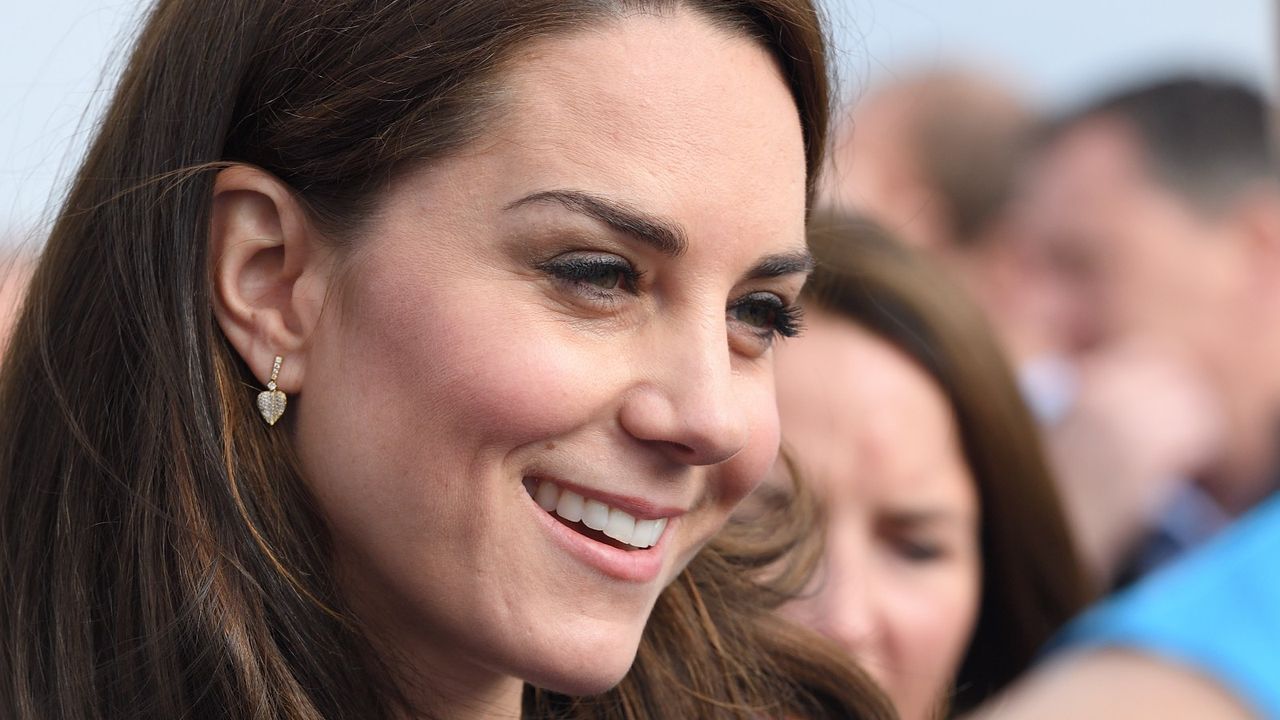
[0,1,894,720]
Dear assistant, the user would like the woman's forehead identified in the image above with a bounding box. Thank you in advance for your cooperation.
[490,12,806,215]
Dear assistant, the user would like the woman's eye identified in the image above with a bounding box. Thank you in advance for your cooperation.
[580,264,625,290]
[538,253,642,296]
[735,301,775,328]
[728,292,803,341]
[892,537,945,563]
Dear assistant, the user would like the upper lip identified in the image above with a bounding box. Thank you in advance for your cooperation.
[527,474,689,521]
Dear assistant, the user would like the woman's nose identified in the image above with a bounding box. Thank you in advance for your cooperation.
[617,319,750,467]
[814,542,885,669]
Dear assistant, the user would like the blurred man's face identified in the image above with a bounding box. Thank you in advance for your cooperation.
[1018,118,1242,358]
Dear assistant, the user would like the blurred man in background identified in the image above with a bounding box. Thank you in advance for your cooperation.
[823,70,1069,385]
[1019,76,1280,585]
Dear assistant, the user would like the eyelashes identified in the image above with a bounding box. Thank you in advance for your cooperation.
[536,253,643,299]
[729,292,804,340]
[536,251,804,344]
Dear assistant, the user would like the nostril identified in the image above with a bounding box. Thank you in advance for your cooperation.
[639,431,742,467]
[652,438,698,459]
[629,436,706,466]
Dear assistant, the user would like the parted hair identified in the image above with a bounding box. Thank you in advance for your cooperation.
[0,1,894,719]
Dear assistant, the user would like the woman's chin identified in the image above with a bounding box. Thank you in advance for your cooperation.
[530,668,632,698]
[519,634,643,697]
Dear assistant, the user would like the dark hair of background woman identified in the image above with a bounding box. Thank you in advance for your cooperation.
[0,2,895,718]
[802,213,1094,715]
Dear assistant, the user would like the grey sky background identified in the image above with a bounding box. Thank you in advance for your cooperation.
[1,1,1274,246]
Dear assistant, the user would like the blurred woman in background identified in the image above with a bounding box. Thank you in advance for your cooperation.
[774,215,1092,719]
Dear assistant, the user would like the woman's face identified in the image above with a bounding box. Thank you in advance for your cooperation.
[290,10,809,701]
[775,309,981,720]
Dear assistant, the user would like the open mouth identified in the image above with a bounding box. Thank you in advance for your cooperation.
[523,477,667,552]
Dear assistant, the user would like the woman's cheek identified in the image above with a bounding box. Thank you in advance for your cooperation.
[354,271,613,443]
[716,372,783,506]
[426,325,619,444]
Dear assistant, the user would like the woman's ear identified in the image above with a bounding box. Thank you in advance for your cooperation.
[209,164,334,393]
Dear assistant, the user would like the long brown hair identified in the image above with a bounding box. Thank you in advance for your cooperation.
[802,214,1093,715]
[0,1,893,718]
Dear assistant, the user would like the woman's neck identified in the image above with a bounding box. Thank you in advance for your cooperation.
[396,671,524,720]
[383,644,524,720]
[344,588,525,718]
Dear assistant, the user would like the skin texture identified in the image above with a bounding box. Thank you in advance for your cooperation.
[775,308,981,720]
[970,649,1257,720]
[210,11,809,720]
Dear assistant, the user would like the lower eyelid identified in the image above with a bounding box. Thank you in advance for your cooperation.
[547,278,629,310]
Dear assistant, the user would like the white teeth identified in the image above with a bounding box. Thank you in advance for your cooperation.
[534,481,561,511]
[555,490,584,523]
[632,519,658,548]
[652,517,667,546]
[603,508,636,545]
[582,499,610,531]
[531,479,670,550]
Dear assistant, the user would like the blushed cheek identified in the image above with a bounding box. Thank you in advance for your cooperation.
[423,348,600,457]
[460,342,604,444]
[351,272,611,450]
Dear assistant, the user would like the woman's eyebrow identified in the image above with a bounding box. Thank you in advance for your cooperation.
[745,250,815,280]
[882,509,974,530]
[505,189,688,258]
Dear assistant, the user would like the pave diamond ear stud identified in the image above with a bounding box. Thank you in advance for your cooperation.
[256,355,287,426]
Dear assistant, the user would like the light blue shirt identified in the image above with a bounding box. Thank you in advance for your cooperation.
[1057,493,1280,718]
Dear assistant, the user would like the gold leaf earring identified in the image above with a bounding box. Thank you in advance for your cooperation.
[256,355,287,426]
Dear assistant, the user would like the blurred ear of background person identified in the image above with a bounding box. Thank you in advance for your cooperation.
[1020,76,1280,586]
[0,252,33,362]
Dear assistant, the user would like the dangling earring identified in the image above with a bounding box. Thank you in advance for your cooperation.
[257,355,287,426]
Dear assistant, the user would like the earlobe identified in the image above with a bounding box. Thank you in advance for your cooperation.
[209,164,330,393]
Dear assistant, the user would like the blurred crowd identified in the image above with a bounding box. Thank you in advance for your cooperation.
[824,69,1279,587]
[784,68,1280,718]
[2,65,1276,720]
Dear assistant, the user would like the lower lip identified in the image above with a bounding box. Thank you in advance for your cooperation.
[524,491,670,583]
